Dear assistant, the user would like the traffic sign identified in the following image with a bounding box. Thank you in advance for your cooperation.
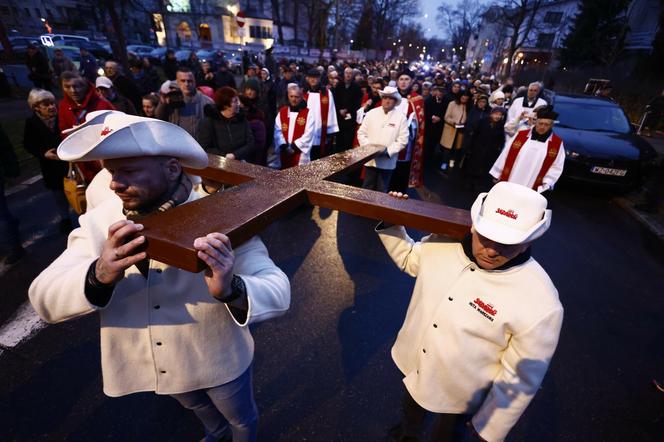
[236,11,246,28]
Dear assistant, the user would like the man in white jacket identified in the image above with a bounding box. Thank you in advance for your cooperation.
[357,86,409,192]
[29,114,290,442]
[380,182,563,442]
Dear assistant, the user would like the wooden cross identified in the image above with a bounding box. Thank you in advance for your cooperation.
[140,144,472,272]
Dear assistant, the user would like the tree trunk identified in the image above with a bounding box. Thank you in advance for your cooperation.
[0,18,14,61]
[293,0,299,43]
[271,0,284,45]
[105,0,129,71]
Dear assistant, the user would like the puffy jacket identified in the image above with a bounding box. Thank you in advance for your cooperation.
[197,105,256,160]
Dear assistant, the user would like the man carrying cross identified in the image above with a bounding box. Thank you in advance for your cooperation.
[357,86,409,192]
[29,114,291,442]
[274,83,316,168]
[303,68,339,160]
[380,182,563,442]
[490,106,565,193]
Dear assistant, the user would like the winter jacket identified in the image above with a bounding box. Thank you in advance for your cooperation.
[197,105,256,160]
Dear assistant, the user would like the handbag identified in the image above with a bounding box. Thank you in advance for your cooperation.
[63,162,87,214]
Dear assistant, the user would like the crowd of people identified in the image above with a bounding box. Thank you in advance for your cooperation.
[5,48,574,267]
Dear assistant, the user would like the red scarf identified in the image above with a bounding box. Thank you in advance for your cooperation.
[500,129,562,190]
[279,106,310,168]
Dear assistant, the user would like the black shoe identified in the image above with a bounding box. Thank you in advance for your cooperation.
[4,246,24,265]
[59,218,74,234]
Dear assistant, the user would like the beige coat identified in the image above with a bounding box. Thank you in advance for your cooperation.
[378,225,563,442]
[29,189,291,397]
[440,101,468,150]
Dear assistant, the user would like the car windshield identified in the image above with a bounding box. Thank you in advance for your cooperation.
[556,101,631,134]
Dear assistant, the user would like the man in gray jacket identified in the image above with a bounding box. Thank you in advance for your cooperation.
[156,67,214,139]
[29,114,290,442]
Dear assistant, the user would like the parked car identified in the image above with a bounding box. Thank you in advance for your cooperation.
[174,49,197,63]
[223,53,243,73]
[195,48,224,67]
[43,44,83,70]
[552,93,658,188]
[127,44,155,58]
[55,40,111,61]
[148,46,170,65]
[0,35,41,59]
[40,34,90,46]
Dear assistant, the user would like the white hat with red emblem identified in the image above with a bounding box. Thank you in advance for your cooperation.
[57,114,209,169]
[470,182,551,245]
[61,110,124,135]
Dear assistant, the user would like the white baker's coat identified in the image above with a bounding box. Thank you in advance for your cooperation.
[273,107,316,165]
[357,106,409,170]
[29,188,290,397]
[305,90,339,145]
[489,130,566,193]
[378,226,563,442]
[505,96,548,132]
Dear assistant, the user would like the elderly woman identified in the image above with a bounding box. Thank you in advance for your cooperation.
[197,86,255,161]
[440,90,471,171]
[23,89,72,232]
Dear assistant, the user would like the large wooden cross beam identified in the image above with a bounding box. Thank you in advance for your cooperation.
[139,144,471,272]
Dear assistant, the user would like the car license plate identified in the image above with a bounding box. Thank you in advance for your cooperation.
[590,166,627,176]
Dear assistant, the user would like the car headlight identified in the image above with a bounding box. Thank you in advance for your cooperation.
[565,150,580,159]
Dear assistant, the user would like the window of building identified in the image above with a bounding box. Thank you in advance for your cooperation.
[35,8,41,19]
[543,11,563,24]
[0,6,10,15]
[24,8,31,17]
[536,33,555,49]
[250,26,258,39]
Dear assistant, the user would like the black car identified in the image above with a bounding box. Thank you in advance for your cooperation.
[552,93,658,188]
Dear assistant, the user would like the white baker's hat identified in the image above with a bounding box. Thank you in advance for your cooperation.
[378,86,401,104]
[62,109,124,135]
[470,182,551,245]
[95,76,113,89]
[57,114,209,169]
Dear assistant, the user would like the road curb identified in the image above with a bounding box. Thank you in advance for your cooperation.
[614,197,664,242]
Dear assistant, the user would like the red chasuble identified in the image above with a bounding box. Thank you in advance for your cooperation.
[499,129,563,190]
[279,106,310,169]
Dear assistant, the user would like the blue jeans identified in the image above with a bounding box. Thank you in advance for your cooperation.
[171,365,258,442]
[0,177,20,253]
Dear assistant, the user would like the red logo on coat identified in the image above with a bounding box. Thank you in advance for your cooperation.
[474,298,497,316]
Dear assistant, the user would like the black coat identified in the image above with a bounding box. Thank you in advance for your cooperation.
[163,58,179,81]
[424,95,445,147]
[463,118,506,177]
[333,81,363,122]
[23,114,68,189]
[197,105,256,161]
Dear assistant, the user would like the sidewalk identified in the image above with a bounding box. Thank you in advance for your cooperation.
[613,135,664,241]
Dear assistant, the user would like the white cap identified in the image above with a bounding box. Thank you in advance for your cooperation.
[95,76,113,89]
[57,114,209,169]
[61,110,125,135]
[378,86,401,104]
[489,90,505,103]
[470,182,551,245]
[160,79,178,94]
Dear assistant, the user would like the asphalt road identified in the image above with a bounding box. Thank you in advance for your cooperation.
[1,164,663,441]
